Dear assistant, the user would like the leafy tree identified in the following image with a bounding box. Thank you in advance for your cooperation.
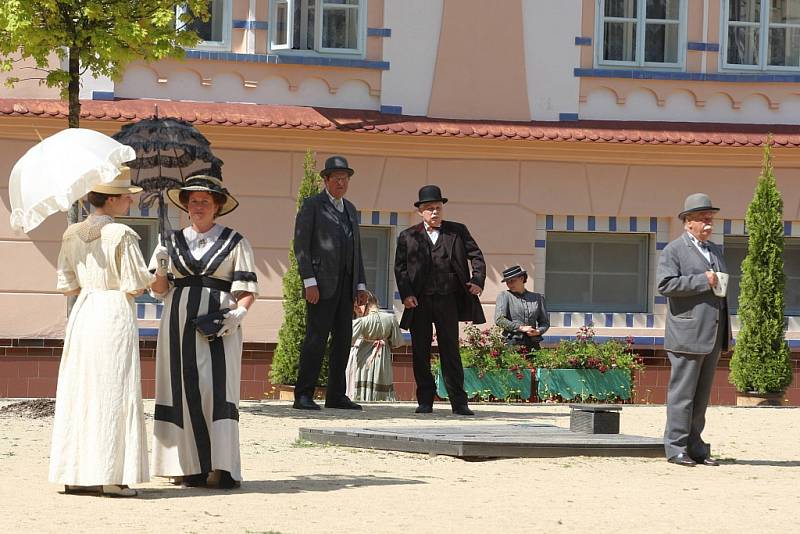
[0,1,209,128]
[270,150,328,386]
[729,139,794,394]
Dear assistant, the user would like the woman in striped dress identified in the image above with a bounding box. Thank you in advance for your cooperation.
[149,175,258,489]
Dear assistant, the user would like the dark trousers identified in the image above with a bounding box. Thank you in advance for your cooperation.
[410,293,467,407]
[664,320,725,459]
[295,275,353,402]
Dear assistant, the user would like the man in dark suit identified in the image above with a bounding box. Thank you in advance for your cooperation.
[657,193,730,467]
[395,185,486,415]
[293,156,367,411]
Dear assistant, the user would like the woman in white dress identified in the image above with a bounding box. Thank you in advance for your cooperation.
[149,175,258,489]
[49,170,153,497]
[345,291,404,401]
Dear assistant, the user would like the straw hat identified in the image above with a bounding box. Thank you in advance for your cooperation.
[90,167,142,194]
[167,175,239,216]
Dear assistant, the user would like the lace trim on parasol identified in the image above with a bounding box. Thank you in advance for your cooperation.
[75,214,114,243]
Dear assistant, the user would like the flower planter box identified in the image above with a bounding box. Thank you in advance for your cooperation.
[536,368,632,402]
[436,368,532,401]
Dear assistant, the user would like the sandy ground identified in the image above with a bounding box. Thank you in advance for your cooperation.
[1,400,799,534]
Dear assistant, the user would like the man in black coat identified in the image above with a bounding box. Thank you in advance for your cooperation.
[293,156,367,411]
[395,185,486,415]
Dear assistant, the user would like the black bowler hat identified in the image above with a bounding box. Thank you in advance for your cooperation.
[501,265,527,282]
[321,155,354,178]
[414,185,448,208]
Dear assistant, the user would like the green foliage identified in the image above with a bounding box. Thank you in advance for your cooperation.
[0,1,209,125]
[270,150,324,386]
[452,324,533,377]
[532,324,643,373]
[730,140,794,393]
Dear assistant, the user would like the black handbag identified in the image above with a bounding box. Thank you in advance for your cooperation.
[191,308,230,341]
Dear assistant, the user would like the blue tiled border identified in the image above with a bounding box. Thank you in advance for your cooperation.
[575,67,800,83]
[574,36,592,46]
[687,42,720,52]
[232,20,269,30]
[185,50,390,70]
[367,27,392,37]
[92,91,115,101]
[380,105,403,114]
[559,112,579,121]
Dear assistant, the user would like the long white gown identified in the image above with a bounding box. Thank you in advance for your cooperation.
[150,224,258,482]
[49,216,153,486]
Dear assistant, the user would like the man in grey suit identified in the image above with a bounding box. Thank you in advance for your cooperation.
[657,193,730,467]
[293,156,368,411]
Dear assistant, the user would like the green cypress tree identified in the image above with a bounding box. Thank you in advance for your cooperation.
[269,150,326,386]
[729,140,793,394]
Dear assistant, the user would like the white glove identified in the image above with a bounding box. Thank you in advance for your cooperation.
[217,307,248,337]
[150,245,170,276]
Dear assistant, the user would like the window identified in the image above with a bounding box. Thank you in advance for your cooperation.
[118,217,160,303]
[723,236,800,314]
[270,0,365,55]
[360,226,391,309]
[598,0,685,66]
[545,232,650,312]
[179,0,232,51]
[724,0,800,69]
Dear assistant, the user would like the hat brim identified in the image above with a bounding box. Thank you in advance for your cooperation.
[414,197,449,208]
[90,184,143,195]
[678,206,720,219]
[321,167,354,178]
[502,270,527,283]
[167,186,239,216]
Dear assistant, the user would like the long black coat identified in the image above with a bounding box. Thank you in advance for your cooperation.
[293,191,366,301]
[394,220,486,330]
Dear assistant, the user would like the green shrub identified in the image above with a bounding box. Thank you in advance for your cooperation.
[729,140,793,393]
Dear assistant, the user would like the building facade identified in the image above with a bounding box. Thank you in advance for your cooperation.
[1,0,799,403]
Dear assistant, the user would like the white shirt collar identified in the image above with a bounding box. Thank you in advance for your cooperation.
[325,188,344,211]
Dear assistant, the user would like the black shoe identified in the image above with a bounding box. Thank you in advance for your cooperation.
[667,453,697,467]
[325,397,363,410]
[182,473,209,487]
[452,405,475,416]
[217,470,240,489]
[293,396,321,410]
[415,404,433,414]
[692,456,720,466]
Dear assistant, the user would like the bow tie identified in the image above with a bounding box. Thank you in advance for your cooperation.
[426,225,440,233]
[698,241,709,250]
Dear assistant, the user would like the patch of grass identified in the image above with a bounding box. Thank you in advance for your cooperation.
[291,438,320,448]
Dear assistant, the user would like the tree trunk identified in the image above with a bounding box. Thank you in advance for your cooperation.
[67,47,81,226]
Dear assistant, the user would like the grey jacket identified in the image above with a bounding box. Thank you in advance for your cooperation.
[293,191,366,301]
[494,290,549,342]
[656,233,731,355]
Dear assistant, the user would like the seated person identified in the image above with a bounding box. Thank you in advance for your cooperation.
[345,291,404,401]
[494,265,549,351]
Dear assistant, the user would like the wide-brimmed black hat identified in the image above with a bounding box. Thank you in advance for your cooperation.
[167,175,239,216]
[501,265,527,282]
[414,185,448,208]
[320,155,354,178]
[678,193,720,220]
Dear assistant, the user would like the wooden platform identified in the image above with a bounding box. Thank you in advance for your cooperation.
[299,423,663,459]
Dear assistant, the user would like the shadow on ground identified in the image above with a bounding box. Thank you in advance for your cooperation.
[137,474,425,499]
[723,459,800,468]
[239,402,569,422]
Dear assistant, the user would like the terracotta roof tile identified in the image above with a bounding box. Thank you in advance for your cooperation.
[0,97,797,147]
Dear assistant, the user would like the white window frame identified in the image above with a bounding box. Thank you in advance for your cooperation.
[178,0,233,52]
[118,217,161,303]
[722,0,800,71]
[545,231,651,313]
[596,0,687,69]
[269,0,367,56]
